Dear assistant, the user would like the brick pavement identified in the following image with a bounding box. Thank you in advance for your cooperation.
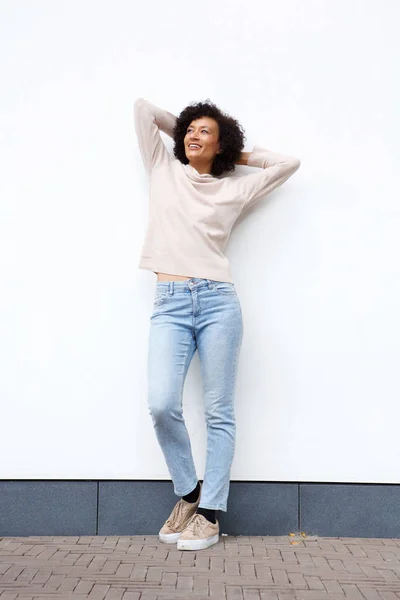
[1,533,400,599]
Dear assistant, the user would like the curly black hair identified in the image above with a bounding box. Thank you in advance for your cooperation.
[172,99,246,177]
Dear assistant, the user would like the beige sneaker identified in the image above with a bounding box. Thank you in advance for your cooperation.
[177,513,219,550]
[158,484,202,544]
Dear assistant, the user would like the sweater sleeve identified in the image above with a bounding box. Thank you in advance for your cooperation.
[238,145,301,213]
[133,97,177,177]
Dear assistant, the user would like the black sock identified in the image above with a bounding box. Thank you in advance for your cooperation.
[196,507,216,524]
[182,481,200,504]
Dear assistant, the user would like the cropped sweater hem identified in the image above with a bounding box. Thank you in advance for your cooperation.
[138,256,234,283]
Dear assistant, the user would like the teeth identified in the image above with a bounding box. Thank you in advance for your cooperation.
[189,145,201,148]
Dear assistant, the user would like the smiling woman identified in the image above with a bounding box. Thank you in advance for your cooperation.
[184,116,222,175]
[173,98,246,177]
[133,95,300,551]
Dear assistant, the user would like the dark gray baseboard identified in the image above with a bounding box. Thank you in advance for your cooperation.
[0,481,399,538]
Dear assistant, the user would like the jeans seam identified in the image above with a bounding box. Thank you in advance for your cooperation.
[200,321,242,511]
[173,335,198,496]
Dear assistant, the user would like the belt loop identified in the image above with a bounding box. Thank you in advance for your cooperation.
[169,281,173,295]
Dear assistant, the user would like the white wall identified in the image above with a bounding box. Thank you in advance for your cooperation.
[1,0,399,482]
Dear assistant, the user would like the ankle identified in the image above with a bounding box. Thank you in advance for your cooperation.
[181,481,200,504]
[196,507,216,524]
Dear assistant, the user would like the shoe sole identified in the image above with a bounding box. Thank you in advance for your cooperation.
[177,533,219,551]
[158,531,181,544]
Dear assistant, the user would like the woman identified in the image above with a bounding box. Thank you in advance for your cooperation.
[133,97,300,551]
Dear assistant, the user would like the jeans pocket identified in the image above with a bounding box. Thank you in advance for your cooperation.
[153,292,168,307]
[214,283,236,295]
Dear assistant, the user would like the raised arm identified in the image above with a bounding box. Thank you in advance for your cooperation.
[133,97,177,177]
[236,145,301,212]
[235,152,252,166]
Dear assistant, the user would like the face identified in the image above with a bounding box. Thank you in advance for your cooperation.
[184,117,221,163]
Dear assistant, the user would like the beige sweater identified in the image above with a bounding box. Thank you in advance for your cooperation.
[134,97,301,283]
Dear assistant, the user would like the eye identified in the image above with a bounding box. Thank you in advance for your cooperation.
[187,128,209,133]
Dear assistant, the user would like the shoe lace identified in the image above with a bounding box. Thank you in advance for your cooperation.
[184,513,207,536]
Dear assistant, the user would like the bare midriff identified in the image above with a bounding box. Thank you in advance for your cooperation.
[155,272,191,281]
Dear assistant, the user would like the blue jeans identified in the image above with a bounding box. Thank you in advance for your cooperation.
[147,277,243,512]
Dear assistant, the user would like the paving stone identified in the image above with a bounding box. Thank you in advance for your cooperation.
[0,535,399,598]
